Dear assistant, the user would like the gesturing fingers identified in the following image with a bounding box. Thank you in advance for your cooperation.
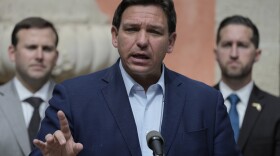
[33,134,55,155]
[32,110,83,156]
[53,130,66,145]
[73,143,84,155]
[33,138,47,151]
[57,110,72,141]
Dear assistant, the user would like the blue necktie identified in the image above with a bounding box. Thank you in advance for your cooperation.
[228,94,240,142]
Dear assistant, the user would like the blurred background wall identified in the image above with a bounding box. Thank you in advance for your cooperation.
[0,0,279,96]
[0,0,119,83]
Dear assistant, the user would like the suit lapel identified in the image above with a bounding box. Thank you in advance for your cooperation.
[100,63,186,155]
[161,68,186,154]
[47,80,56,99]
[238,85,264,149]
[214,83,264,150]
[101,63,141,156]
[0,81,31,155]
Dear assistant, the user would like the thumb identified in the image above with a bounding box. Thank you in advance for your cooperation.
[73,142,83,155]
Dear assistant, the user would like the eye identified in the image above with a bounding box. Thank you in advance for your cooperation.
[42,46,55,52]
[149,29,162,35]
[237,43,249,48]
[221,42,232,48]
[26,45,37,50]
[124,27,139,33]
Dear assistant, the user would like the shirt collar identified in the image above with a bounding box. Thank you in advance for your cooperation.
[219,80,254,104]
[13,77,51,102]
[119,61,165,95]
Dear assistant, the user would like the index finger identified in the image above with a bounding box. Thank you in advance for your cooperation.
[57,110,72,140]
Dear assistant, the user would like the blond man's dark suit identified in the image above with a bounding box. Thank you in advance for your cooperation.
[0,80,55,156]
[214,83,280,156]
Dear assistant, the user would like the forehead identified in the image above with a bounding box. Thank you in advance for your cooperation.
[219,24,253,41]
[16,28,57,44]
[121,5,167,26]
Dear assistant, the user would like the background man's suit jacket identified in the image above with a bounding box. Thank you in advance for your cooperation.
[31,61,241,156]
[214,84,280,156]
[0,80,55,156]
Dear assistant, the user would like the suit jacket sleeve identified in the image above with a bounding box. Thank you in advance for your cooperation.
[30,83,74,156]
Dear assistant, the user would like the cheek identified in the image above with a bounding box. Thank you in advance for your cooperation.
[216,55,228,65]
[118,39,134,54]
[246,57,256,65]
[152,40,168,53]
[221,51,230,58]
[15,53,29,64]
[240,53,255,63]
[14,58,28,70]
[45,54,58,65]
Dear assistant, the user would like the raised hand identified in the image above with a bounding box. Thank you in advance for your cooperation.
[33,110,83,156]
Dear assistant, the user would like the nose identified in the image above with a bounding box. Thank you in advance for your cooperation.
[35,48,43,60]
[230,44,238,59]
[136,30,148,49]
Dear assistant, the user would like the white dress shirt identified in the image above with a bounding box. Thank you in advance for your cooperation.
[119,61,165,156]
[219,81,254,128]
[13,77,51,127]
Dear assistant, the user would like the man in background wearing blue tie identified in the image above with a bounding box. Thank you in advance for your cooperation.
[214,15,280,156]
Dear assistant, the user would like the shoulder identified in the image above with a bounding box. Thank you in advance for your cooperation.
[252,85,280,110]
[0,80,14,96]
[56,63,118,91]
[253,86,280,102]
[166,68,219,94]
[165,68,222,106]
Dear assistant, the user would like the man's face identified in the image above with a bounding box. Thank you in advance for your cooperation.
[215,24,261,80]
[111,5,176,79]
[9,28,58,83]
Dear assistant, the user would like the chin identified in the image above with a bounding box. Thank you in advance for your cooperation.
[130,66,149,73]
[225,73,244,79]
[29,73,48,80]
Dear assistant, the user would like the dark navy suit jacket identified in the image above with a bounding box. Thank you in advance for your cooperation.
[214,83,280,156]
[31,60,241,156]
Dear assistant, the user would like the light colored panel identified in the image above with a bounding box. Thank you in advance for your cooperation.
[0,0,118,83]
[0,0,107,23]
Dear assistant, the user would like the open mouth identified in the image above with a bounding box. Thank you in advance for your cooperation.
[132,54,149,59]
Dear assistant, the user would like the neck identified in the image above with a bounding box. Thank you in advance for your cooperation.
[221,76,252,91]
[132,74,160,92]
[16,76,47,93]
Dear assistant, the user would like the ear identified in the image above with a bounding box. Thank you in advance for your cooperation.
[54,50,59,65]
[213,48,218,60]
[111,26,118,48]
[254,48,262,62]
[166,32,177,53]
[8,45,16,62]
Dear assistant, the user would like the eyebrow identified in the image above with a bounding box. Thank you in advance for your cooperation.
[122,21,164,30]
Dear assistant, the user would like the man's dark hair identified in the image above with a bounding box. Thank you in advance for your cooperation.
[216,15,259,48]
[112,0,176,34]
[11,17,59,46]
